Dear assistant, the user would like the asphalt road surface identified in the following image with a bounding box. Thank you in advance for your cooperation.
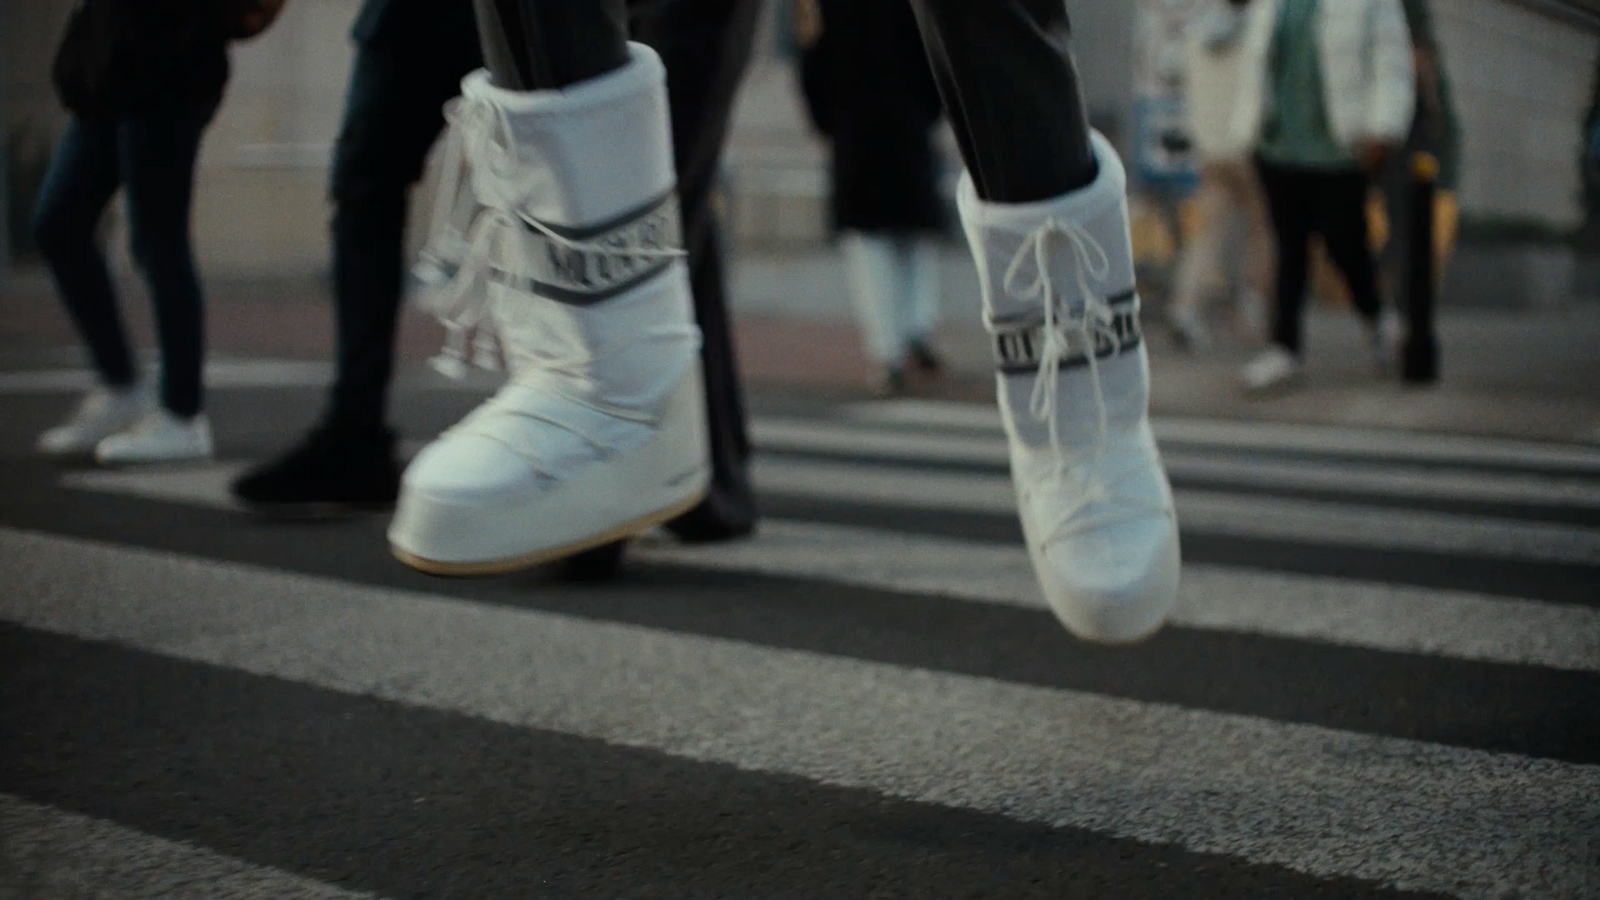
[2,360,1597,899]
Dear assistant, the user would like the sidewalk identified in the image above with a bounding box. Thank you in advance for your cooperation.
[4,249,1598,444]
[729,246,1600,444]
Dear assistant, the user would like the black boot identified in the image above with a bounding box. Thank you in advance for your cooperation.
[232,422,402,515]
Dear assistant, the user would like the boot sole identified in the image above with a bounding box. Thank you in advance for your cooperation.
[391,486,708,578]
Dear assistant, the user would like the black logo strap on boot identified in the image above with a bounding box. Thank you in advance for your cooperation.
[489,191,685,306]
[992,290,1142,375]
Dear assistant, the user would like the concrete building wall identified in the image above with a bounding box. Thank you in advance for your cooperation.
[3,0,365,278]
[2,0,1596,278]
[1435,0,1600,229]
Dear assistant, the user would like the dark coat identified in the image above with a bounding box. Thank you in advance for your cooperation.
[799,0,945,234]
[351,0,478,49]
[52,0,234,117]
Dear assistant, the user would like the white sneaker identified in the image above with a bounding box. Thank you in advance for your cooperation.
[389,47,710,576]
[94,410,213,466]
[1240,345,1304,392]
[957,132,1180,645]
[37,384,154,456]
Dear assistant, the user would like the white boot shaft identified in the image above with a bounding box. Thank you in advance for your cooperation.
[428,49,699,412]
[956,132,1178,645]
[958,132,1149,450]
[842,232,909,366]
[902,235,942,342]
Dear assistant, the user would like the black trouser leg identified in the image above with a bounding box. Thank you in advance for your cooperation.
[634,0,763,539]
[325,38,482,434]
[472,0,629,89]
[32,117,137,390]
[1316,170,1383,324]
[907,0,1096,203]
[1258,160,1317,356]
[119,105,216,418]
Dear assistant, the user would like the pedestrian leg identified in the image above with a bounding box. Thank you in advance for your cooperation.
[390,0,709,574]
[232,20,484,512]
[32,119,134,392]
[91,104,220,465]
[1166,163,1234,350]
[633,0,764,542]
[32,117,154,456]
[907,0,1180,643]
[901,230,944,375]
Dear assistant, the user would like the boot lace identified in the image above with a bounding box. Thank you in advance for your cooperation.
[1002,218,1127,452]
[408,90,686,478]
[414,92,685,383]
[1001,218,1157,544]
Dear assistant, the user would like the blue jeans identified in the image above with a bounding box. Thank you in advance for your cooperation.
[32,104,216,418]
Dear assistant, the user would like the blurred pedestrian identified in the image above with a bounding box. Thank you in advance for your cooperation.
[1378,0,1461,298]
[1586,58,1600,244]
[33,0,281,463]
[1228,0,1415,392]
[232,0,760,543]
[796,0,947,396]
[1166,0,1274,350]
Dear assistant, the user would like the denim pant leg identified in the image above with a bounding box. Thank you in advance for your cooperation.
[32,117,137,389]
[325,37,483,433]
[119,104,217,418]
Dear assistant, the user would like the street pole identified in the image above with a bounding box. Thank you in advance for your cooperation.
[1402,152,1440,385]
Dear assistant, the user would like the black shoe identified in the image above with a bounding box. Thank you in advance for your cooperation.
[666,485,758,544]
[666,446,759,546]
[907,340,944,375]
[232,422,402,516]
[553,540,630,582]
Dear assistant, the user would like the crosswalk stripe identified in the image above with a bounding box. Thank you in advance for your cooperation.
[843,399,1600,474]
[751,457,1600,564]
[0,794,376,899]
[753,418,1600,510]
[48,463,1600,666]
[2,527,1593,900]
[62,463,248,510]
[14,360,1600,474]
[631,521,1600,672]
[58,456,1600,566]
[0,360,337,393]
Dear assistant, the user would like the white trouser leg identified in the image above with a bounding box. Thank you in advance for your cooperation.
[900,233,941,344]
[842,231,908,367]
